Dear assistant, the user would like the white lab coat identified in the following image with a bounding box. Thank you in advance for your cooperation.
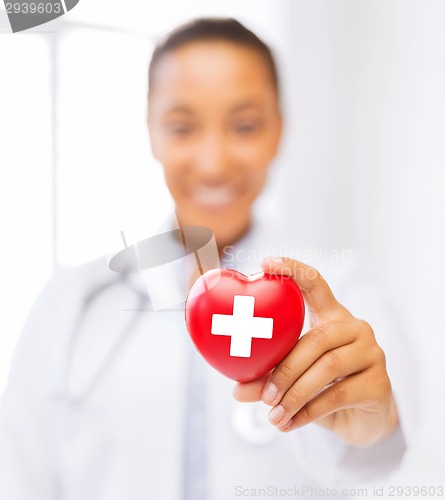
[0,215,415,499]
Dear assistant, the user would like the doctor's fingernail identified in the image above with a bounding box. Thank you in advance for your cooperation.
[280,420,293,432]
[262,383,278,405]
[263,257,283,266]
[269,405,285,424]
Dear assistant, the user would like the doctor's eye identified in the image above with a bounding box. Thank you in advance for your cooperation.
[232,120,262,136]
[166,122,195,137]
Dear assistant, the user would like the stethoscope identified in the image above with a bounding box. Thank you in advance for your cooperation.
[58,273,277,446]
[58,224,278,446]
[60,271,147,406]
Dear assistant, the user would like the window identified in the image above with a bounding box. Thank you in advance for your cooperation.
[56,27,173,266]
[0,33,53,395]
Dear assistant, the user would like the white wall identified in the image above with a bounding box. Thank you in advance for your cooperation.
[283,0,445,481]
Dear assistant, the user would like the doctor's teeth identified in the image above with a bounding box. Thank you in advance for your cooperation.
[192,188,237,206]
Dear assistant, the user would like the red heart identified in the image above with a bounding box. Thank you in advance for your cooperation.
[185,269,305,382]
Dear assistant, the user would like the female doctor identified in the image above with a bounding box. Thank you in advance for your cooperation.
[0,18,410,500]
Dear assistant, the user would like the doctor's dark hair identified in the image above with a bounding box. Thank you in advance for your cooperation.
[148,17,280,98]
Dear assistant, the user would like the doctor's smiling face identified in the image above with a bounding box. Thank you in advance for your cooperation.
[147,19,283,250]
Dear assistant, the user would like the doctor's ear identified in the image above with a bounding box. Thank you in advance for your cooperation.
[147,120,161,163]
[271,110,284,158]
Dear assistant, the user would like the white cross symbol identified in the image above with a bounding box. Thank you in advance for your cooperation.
[211,295,274,358]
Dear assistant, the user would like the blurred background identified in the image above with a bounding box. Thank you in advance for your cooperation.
[1,0,444,483]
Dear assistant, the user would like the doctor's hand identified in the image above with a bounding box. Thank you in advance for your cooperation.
[233,257,399,447]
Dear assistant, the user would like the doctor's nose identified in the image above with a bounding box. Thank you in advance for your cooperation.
[194,132,232,182]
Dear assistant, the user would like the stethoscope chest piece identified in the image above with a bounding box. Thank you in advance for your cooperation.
[230,402,278,446]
